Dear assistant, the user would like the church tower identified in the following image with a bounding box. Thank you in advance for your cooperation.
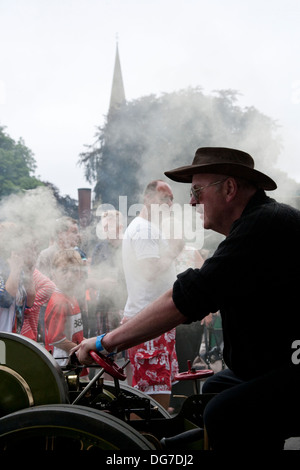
[108,41,126,112]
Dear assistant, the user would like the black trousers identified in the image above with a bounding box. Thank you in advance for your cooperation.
[202,366,300,451]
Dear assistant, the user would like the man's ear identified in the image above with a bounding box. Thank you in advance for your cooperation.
[224,177,238,202]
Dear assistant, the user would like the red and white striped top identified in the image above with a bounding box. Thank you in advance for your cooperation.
[21,269,56,341]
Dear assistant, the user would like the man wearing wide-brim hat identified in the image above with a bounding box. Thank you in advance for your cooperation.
[165,147,277,235]
[74,147,300,451]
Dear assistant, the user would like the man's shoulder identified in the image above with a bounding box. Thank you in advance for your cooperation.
[125,217,162,244]
[125,217,150,235]
[244,192,300,226]
[127,216,149,228]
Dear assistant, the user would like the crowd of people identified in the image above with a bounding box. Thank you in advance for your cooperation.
[0,180,215,405]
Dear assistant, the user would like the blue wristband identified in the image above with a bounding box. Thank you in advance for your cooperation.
[96,334,107,353]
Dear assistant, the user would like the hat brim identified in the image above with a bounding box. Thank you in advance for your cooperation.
[164,162,277,190]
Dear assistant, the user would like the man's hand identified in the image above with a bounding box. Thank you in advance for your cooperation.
[70,337,98,365]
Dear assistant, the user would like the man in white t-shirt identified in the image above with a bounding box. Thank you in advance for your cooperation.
[122,180,184,410]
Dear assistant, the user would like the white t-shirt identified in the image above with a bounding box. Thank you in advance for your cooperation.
[122,216,176,319]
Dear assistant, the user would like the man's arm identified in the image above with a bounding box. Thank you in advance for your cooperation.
[73,288,187,364]
[139,238,184,281]
[5,252,23,298]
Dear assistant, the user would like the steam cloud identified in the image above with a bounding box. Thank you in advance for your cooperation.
[99,89,300,252]
[0,186,63,254]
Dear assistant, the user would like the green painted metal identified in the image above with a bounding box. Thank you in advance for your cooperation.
[0,333,68,417]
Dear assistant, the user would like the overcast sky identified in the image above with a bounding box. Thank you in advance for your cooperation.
[1,0,299,199]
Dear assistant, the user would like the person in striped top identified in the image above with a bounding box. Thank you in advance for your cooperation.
[21,269,56,341]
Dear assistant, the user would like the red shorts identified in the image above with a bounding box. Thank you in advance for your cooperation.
[128,329,178,395]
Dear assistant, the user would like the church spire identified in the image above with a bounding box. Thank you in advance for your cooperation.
[109,39,126,112]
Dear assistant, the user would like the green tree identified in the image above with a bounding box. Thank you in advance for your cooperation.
[0,126,42,198]
[0,126,79,220]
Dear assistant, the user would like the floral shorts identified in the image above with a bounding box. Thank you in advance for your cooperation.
[128,328,178,395]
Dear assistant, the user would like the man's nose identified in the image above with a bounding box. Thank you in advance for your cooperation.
[190,194,197,206]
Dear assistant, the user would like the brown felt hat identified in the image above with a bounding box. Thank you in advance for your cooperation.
[164,147,277,190]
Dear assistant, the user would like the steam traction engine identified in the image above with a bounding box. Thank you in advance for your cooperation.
[0,332,214,451]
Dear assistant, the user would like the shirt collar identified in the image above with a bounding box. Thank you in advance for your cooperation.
[241,189,273,216]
